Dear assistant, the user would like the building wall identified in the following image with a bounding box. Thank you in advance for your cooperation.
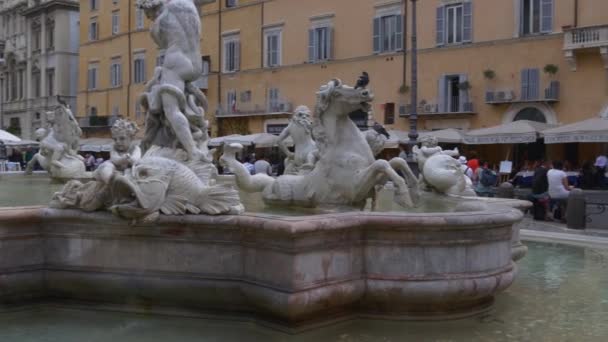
[0,0,79,139]
[77,0,608,143]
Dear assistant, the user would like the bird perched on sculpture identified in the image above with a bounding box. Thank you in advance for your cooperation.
[372,121,390,138]
[355,72,370,89]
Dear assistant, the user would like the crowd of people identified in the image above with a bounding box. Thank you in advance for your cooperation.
[83,153,106,172]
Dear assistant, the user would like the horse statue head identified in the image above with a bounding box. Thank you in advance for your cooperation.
[314,78,373,119]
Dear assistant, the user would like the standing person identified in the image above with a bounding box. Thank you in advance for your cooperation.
[547,160,572,220]
[459,156,473,179]
[254,156,272,176]
[242,157,255,175]
[594,155,607,188]
[475,161,497,197]
[466,151,480,174]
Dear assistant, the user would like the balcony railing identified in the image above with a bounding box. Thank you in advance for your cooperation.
[77,115,121,128]
[398,101,475,117]
[485,81,560,104]
[564,25,608,50]
[217,101,293,117]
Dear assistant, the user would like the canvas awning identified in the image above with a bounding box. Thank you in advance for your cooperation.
[0,129,21,143]
[418,128,464,144]
[208,133,293,148]
[542,108,608,143]
[463,120,555,145]
[383,129,464,148]
[79,138,114,152]
[4,139,39,148]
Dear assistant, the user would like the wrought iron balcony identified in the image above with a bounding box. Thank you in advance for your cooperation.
[216,102,293,118]
[485,81,560,104]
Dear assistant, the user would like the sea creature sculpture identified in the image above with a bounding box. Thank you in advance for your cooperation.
[221,78,419,209]
[277,105,318,175]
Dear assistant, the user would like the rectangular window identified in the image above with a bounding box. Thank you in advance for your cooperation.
[89,19,98,41]
[32,28,41,51]
[446,4,463,44]
[373,14,403,53]
[133,54,146,83]
[112,11,120,35]
[264,29,281,68]
[308,26,333,62]
[87,64,98,90]
[90,0,98,11]
[110,58,122,87]
[520,68,540,100]
[18,70,24,99]
[46,23,54,50]
[439,74,469,112]
[135,8,145,30]
[268,88,280,112]
[521,0,552,35]
[226,89,237,113]
[384,103,395,125]
[46,68,55,96]
[32,71,41,98]
[223,35,240,73]
[226,0,238,8]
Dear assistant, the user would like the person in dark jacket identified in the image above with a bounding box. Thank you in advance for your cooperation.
[532,160,550,195]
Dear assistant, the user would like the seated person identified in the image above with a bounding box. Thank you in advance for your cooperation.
[548,160,573,221]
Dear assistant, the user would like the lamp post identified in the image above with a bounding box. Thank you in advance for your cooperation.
[407,0,419,149]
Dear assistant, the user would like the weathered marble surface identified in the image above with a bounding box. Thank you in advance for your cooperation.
[24,100,89,180]
[0,204,522,327]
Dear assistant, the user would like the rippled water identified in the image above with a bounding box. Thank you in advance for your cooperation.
[0,174,466,214]
[0,242,606,341]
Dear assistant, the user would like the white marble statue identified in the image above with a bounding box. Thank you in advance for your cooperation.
[25,99,89,180]
[277,105,318,175]
[50,0,243,221]
[221,78,419,208]
[95,119,142,184]
[413,135,475,196]
[137,0,213,163]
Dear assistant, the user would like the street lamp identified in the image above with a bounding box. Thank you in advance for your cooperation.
[407,0,419,149]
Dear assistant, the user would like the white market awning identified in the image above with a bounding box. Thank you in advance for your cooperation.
[208,133,293,148]
[542,108,608,144]
[463,120,555,145]
[79,138,114,152]
[418,128,464,144]
[0,129,21,143]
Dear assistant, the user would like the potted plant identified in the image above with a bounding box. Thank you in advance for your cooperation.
[483,69,496,80]
[543,64,559,77]
[457,80,471,91]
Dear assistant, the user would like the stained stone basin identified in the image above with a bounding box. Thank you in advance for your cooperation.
[0,202,523,328]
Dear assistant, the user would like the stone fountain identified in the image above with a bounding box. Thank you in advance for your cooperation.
[0,0,529,330]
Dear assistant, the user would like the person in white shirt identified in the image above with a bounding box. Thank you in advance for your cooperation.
[254,156,272,176]
[458,156,473,179]
[547,160,572,200]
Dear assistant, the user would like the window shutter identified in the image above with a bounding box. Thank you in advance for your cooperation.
[395,15,403,51]
[529,68,540,100]
[541,0,553,33]
[515,0,522,37]
[520,68,529,101]
[308,29,316,62]
[436,6,445,46]
[458,74,469,112]
[463,2,472,43]
[224,41,230,72]
[326,27,334,60]
[438,76,447,112]
[373,17,381,53]
[235,41,240,71]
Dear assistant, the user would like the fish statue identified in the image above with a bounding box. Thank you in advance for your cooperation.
[110,156,244,222]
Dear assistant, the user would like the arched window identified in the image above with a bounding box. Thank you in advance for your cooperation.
[513,107,546,123]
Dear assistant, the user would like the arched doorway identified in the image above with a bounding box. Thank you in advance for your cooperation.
[513,107,547,165]
[513,107,547,123]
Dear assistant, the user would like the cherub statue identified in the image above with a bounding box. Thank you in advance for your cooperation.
[277,105,318,174]
[412,135,459,171]
[96,119,141,184]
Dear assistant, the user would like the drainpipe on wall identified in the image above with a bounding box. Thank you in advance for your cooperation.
[402,0,407,97]
[574,0,578,28]
[127,0,132,119]
[217,2,222,135]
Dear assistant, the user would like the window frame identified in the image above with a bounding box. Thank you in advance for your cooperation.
[263,28,282,68]
[89,18,98,41]
[133,53,147,84]
[110,57,122,88]
[373,6,403,54]
[87,63,99,90]
[222,34,240,73]
[111,10,120,35]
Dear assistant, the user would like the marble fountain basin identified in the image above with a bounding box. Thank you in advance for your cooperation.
[0,195,526,329]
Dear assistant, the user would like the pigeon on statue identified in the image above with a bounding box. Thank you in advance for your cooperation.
[355,72,370,89]
[372,121,390,139]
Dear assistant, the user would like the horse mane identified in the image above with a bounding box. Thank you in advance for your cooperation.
[312,79,341,156]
